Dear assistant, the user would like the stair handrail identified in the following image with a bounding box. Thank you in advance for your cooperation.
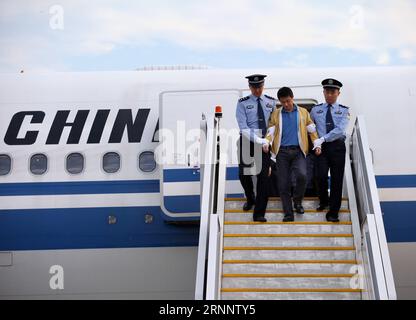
[206,118,227,300]
[349,115,397,300]
[195,112,225,300]
[195,113,215,300]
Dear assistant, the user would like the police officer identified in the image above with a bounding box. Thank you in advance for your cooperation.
[311,78,350,223]
[236,74,277,222]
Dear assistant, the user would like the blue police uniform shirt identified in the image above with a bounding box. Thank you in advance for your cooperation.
[310,102,350,142]
[281,104,300,147]
[236,94,277,144]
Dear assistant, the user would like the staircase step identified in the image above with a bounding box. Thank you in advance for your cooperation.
[225,198,349,211]
[225,197,348,202]
[224,235,354,247]
[221,291,362,300]
[225,221,352,225]
[221,197,359,300]
[223,249,355,261]
[224,259,357,264]
[224,224,352,235]
[223,273,355,278]
[224,209,351,214]
[222,262,359,275]
[225,212,351,222]
[222,275,354,289]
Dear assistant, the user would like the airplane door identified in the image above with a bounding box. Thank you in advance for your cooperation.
[159,89,240,221]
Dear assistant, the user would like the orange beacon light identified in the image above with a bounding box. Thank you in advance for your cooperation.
[215,105,223,118]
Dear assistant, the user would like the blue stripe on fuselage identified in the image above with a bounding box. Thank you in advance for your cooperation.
[2,172,411,197]
[0,172,415,250]
[380,201,416,243]
[163,168,240,183]
[376,175,416,188]
[0,206,199,251]
[0,180,160,196]
[164,195,201,213]
[163,169,416,188]
[163,169,200,183]
[1,201,415,250]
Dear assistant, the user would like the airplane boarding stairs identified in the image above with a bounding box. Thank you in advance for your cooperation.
[221,197,359,300]
[195,112,396,301]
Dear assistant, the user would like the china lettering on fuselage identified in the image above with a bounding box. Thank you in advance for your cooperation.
[4,109,159,145]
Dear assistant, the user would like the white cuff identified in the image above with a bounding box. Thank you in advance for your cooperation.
[262,139,270,146]
[255,137,269,145]
[307,124,317,134]
[313,138,324,150]
[267,126,276,137]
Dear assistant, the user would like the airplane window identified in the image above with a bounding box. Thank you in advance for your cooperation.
[103,152,120,174]
[139,151,156,173]
[66,153,84,175]
[0,154,11,176]
[30,154,48,175]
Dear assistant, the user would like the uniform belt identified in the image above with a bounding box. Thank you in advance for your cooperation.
[280,145,301,150]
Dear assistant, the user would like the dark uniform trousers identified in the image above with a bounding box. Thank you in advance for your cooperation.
[238,135,271,219]
[275,146,307,216]
[317,139,346,215]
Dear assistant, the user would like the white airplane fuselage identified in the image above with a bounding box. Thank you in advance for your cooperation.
[0,66,415,299]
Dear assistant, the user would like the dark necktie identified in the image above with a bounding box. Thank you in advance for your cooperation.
[257,97,267,137]
[326,104,335,134]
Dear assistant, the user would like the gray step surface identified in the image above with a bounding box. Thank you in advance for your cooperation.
[224,224,352,235]
[221,291,362,300]
[224,235,354,247]
[225,199,349,211]
[222,262,359,275]
[220,197,361,300]
[222,276,354,289]
[225,212,351,222]
[223,249,356,261]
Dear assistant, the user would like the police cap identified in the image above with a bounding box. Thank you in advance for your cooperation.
[322,78,343,90]
[246,74,267,88]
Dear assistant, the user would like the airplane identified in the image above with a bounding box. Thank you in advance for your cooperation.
[0,66,415,299]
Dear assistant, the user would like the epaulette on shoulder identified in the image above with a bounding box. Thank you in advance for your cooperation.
[239,96,250,103]
[340,104,349,109]
[312,103,323,108]
[264,94,276,101]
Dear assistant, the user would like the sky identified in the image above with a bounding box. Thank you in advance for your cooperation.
[0,0,416,72]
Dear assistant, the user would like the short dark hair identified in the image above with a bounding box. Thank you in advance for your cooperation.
[277,87,294,100]
[324,87,340,93]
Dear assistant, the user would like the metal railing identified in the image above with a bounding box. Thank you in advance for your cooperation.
[347,115,397,300]
[195,112,226,300]
[196,113,396,300]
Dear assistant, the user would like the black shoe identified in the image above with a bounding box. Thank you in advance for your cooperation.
[317,204,329,211]
[283,215,294,222]
[243,200,255,211]
[326,213,340,223]
[253,216,267,223]
[294,204,305,215]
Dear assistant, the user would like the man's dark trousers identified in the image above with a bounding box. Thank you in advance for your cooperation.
[238,136,271,219]
[253,151,272,220]
[238,136,255,204]
[275,146,307,216]
[316,140,346,215]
